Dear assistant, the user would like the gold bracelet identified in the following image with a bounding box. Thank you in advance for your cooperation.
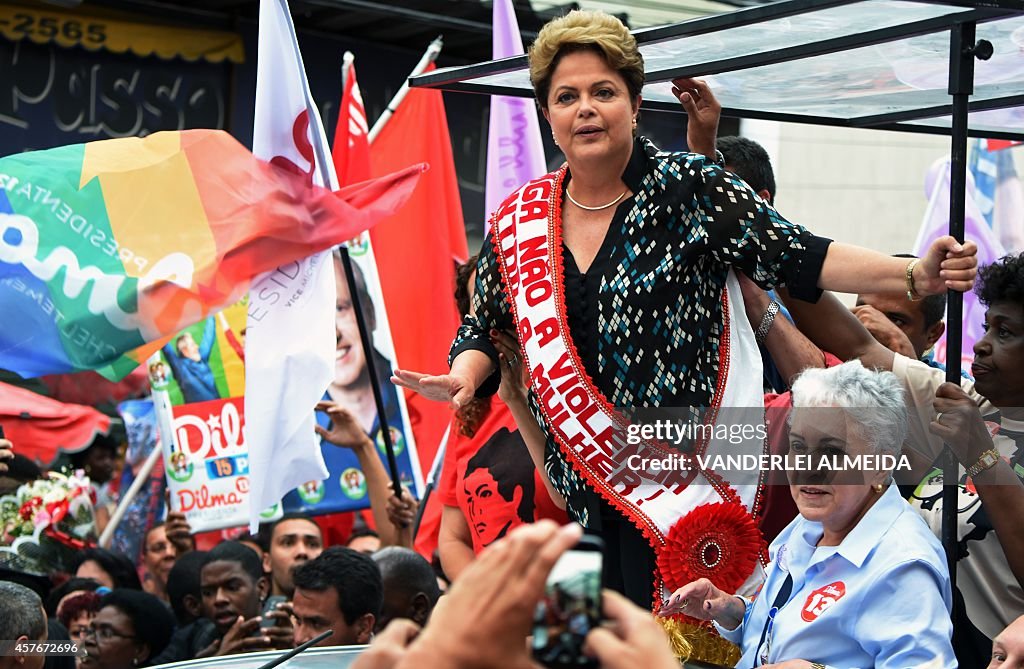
[966,448,1000,478]
[905,258,922,302]
[810,664,827,669]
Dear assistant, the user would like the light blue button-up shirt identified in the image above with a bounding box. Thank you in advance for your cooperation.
[717,485,955,669]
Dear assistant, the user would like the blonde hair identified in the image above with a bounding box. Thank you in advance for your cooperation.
[528,10,644,109]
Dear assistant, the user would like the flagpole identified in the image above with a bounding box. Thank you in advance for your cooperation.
[98,444,162,548]
[368,36,443,144]
[412,423,449,537]
[336,247,403,498]
[341,51,353,93]
[335,50,403,497]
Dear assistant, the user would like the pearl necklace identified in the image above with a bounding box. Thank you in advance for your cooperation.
[565,187,627,211]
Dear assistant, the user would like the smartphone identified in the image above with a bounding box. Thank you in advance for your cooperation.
[531,535,604,669]
[260,595,288,629]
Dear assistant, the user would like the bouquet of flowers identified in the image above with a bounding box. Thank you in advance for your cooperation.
[0,470,98,574]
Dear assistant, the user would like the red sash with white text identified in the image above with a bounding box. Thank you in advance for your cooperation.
[492,166,767,607]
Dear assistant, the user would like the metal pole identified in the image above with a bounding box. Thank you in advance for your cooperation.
[368,36,443,144]
[944,19,991,592]
[338,248,403,498]
[412,423,449,536]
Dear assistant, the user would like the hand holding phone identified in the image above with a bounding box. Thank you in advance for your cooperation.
[532,535,604,669]
[260,595,288,628]
[259,595,294,650]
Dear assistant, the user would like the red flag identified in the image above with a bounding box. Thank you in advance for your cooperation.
[41,368,150,407]
[370,63,469,483]
[414,491,444,561]
[332,58,372,186]
[987,139,1022,151]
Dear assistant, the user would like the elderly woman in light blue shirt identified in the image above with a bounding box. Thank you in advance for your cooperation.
[663,361,954,669]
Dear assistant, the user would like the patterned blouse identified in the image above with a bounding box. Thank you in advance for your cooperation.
[450,137,831,524]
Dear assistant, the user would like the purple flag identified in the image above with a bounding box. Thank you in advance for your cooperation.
[914,156,1006,370]
[485,0,547,233]
[993,145,1024,254]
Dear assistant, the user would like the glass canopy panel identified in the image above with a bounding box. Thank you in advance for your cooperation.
[905,106,1024,135]
[640,14,1024,126]
[634,1,977,76]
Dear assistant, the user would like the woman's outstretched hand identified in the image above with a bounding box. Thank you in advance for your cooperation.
[391,370,477,410]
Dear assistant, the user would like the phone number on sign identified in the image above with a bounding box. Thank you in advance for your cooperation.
[0,641,83,657]
[0,13,108,44]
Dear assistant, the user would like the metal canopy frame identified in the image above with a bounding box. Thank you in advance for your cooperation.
[411,0,1024,592]
[411,0,1024,140]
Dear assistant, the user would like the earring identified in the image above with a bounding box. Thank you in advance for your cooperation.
[132,659,140,667]
[632,117,637,130]
[552,131,558,147]
[872,483,884,493]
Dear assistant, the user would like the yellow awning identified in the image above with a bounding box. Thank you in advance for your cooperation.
[0,2,244,64]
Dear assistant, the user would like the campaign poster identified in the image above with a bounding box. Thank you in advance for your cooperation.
[151,300,281,532]
[280,247,424,515]
[152,246,425,524]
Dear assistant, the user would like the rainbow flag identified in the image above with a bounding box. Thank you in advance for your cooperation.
[0,129,423,379]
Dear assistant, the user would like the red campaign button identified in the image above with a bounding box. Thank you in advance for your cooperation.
[801,581,846,622]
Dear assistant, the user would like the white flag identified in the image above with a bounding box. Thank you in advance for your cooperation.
[245,0,337,531]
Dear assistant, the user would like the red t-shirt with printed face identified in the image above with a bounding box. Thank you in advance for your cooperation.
[438,400,567,554]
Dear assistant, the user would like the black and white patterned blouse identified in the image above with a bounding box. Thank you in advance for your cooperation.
[450,136,831,524]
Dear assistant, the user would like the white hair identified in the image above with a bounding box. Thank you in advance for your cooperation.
[790,360,908,458]
[0,581,45,641]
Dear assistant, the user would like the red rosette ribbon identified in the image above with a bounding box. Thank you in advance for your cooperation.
[657,501,764,599]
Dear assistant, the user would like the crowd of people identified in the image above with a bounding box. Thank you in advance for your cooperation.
[1,6,1023,669]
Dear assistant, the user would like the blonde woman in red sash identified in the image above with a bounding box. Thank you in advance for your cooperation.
[393,8,977,628]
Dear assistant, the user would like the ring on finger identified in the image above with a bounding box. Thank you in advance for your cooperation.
[935,412,943,422]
